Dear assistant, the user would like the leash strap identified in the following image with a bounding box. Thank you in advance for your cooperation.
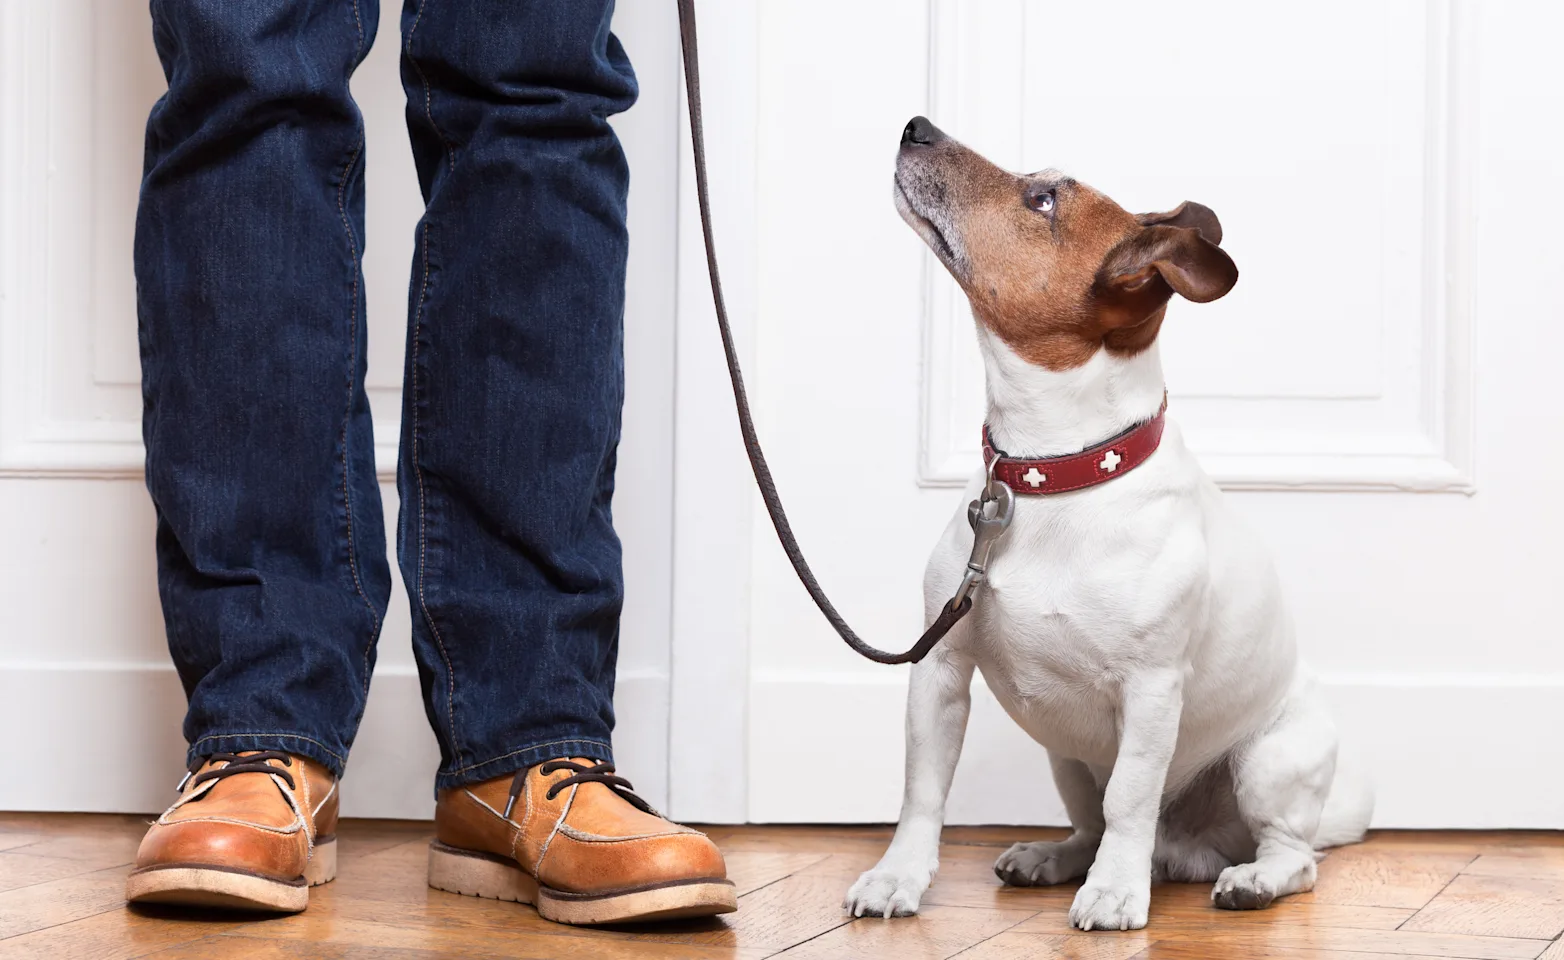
[675,0,972,664]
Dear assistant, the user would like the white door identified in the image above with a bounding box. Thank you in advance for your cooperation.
[672,0,1564,828]
[0,1,682,817]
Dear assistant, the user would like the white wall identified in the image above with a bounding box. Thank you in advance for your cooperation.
[672,0,1564,828]
[0,1,681,817]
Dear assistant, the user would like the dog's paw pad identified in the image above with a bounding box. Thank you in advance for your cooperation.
[1069,881,1149,931]
[1211,864,1277,911]
[843,867,930,918]
[993,840,1094,887]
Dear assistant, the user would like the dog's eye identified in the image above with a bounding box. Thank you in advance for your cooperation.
[1029,190,1055,213]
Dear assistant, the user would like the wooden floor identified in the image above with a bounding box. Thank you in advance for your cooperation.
[2,816,1563,960]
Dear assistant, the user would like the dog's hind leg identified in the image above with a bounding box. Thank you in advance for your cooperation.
[1154,759,1252,884]
[1213,681,1337,910]
[994,753,1104,886]
[844,643,975,918]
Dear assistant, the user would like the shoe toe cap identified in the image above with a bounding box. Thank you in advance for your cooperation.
[136,818,307,882]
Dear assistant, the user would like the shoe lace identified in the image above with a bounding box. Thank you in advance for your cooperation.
[503,760,654,819]
[176,751,296,793]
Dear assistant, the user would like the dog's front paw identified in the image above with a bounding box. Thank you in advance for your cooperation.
[1211,862,1277,910]
[993,839,1096,886]
[1069,879,1150,931]
[843,865,931,918]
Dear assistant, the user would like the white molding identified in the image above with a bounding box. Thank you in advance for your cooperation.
[749,672,1564,829]
[0,2,404,480]
[0,661,670,816]
[666,0,760,825]
[916,0,1476,495]
[0,2,58,477]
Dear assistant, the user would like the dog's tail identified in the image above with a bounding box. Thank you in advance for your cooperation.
[1313,757,1374,850]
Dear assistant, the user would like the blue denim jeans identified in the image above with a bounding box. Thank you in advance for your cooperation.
[136,0,636,789]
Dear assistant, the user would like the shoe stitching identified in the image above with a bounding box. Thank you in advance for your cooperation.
[555,823,700,844]
[312,780,338,818]
[282,773,310,855]
[163,776,219,819]
[154,816,303,836]
[535,783,576,877]
[462,788,507,823]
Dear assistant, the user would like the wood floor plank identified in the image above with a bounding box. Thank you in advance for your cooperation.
[623,873,859,952]
[1009,883,1415,935]
[0,904,242,960]
[3,826,144,864]
[1464,848,1564,882]
[0,836,44,855]
[1154,927,1549,960]
[0,851,128,894]
[1299,841,1479,910]
[724,849,831,896]
[770,903,1036,960]
[950,929,1149,959]
[225,916,770,959]
[0,814,149,843]
[1136,945,1488,960]
[0,863,129,940]
[1400,873,1564,940]
[143,935,466,959]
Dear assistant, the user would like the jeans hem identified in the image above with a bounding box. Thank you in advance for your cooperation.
[437,737,613,792]
[187,733,348,780]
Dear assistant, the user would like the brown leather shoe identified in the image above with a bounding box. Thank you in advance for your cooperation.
[125,751,338,912]
[428,758,736,925]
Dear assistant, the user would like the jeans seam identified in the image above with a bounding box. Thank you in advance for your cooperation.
[190,732,347,766]
[405,0,456,174]
[335,136,380,696]
[349,0,364,56]
[411,218,462,764]
[447,738,613,778]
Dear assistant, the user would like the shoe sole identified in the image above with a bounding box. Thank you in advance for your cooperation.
[427,840,737,925]
[124,836,336,913]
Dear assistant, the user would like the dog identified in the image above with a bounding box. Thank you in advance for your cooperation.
[843,117,1373,932]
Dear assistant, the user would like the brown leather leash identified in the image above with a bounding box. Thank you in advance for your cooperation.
[675,0,1004,665]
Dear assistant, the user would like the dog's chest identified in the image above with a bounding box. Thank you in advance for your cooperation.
[960,495,1202,761]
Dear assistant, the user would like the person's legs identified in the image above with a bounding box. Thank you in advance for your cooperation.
[396,0,636,789]
[137,0,391,778]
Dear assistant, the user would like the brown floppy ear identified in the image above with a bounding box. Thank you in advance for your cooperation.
[1095,224,1239,313]
[1137,201,1223,246]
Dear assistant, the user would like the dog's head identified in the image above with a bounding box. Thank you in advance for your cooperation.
[893,116,1238,370]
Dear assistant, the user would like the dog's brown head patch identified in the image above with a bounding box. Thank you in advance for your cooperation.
[893,117,1237,370]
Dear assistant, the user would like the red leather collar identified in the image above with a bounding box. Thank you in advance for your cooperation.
[982,397,1168,495]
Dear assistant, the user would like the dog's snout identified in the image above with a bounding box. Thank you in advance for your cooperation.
[901,116,944,147]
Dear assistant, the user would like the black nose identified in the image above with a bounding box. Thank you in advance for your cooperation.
[901,116,943,146]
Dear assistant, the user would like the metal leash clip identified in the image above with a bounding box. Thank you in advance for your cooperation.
[952,460,1014,607]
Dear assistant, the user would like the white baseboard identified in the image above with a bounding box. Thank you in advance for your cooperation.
[0,664,669,819]
[748,672,1564,829]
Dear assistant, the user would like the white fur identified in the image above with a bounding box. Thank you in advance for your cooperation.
[844,331,1372,930]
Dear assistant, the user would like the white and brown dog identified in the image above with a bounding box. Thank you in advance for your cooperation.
[844,117,1372,931]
